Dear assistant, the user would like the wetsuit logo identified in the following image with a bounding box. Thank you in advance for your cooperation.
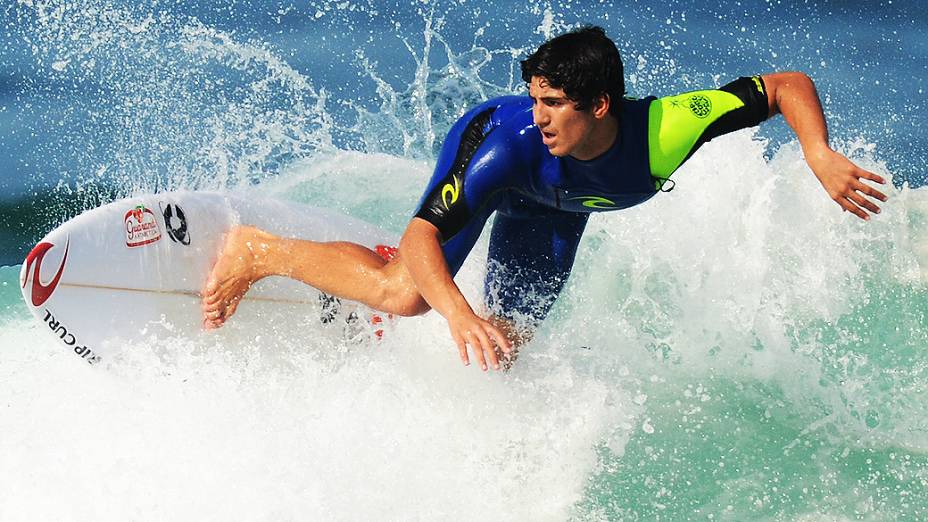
[441,175,461,209]
[751,76,765,95]
[688,94,712,118]
[569,196,617,209]
[22,239,70,307]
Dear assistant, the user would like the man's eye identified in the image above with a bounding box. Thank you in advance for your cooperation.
[546,100,561,107]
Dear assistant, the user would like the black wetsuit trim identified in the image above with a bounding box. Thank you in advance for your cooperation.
[414,107,497,241]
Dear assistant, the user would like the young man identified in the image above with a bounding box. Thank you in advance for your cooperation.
[201,27,887,371]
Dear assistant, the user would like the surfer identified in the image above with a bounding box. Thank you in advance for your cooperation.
[202,26,887,371]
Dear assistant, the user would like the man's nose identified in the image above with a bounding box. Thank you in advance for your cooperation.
[533,105,549,127]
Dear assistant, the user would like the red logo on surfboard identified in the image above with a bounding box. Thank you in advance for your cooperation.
[125,205,162,247]
[22,238,70,308]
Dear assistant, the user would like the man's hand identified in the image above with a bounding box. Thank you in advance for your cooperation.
[447,308,512,371]
[806,145,888,220]
[399,218,513,371]
[761,72,889,221]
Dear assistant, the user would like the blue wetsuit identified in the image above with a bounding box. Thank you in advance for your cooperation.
[414,77,770,324]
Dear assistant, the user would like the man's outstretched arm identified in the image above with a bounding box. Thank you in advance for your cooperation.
[762,72,888,220]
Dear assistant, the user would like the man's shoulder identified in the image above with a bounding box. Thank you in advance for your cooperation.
[485,96,540,154]
[457,95,536,145]
[482,95,531,110]
[473,95,532,127]
[450,95,531,135]
[620,95,658,113]
[451,95,540,170]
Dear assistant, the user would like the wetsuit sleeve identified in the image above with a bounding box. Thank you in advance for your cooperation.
[648,76,769,189]
[413,105,510,242]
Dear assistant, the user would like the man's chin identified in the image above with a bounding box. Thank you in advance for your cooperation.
[545,144,569,157]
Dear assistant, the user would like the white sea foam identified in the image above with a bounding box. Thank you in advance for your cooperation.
[0,306,638,521]
[562,132,928,455]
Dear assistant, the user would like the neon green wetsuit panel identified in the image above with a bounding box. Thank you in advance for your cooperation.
[647,76,769,189]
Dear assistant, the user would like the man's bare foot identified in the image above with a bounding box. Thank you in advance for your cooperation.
[202,225,276,329]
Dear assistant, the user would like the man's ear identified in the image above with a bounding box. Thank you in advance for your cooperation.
[592,93,611,119]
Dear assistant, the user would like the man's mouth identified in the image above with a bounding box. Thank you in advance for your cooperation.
[541,130,556,143]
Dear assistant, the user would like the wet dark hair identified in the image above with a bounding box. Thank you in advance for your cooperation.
[520,26,625,118]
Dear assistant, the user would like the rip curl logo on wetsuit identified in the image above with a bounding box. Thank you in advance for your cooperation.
[441,175,462,209]
[568,196,617,209]
[688,94,712,118]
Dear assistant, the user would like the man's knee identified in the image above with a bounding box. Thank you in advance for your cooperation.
[383,286,431,317]
[396,293,431,317]
[375,257,432,317]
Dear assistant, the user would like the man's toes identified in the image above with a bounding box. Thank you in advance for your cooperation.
[203,276,220,294]
[204,287,228,306]
[204,311,227,330]
[203,295,222,312]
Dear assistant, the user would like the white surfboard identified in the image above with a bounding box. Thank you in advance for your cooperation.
[19,191,399,365]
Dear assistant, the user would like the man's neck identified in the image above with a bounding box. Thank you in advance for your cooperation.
[569,114,620,161]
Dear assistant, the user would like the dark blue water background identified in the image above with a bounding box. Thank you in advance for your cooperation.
[1,0,925,265]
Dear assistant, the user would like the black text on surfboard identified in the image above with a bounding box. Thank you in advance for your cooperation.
[43,309,101,365]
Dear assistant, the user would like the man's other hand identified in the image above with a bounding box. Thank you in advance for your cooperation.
[806,145,888,220]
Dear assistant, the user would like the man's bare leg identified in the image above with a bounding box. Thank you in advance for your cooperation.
[202,225,427,329]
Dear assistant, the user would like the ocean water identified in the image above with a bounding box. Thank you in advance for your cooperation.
[1,0,927,520]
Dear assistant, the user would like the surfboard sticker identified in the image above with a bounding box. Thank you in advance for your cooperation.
[160,202,191,245]
[125,205,162,248]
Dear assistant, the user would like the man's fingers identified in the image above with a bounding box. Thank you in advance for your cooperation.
[474,328,500,370]
[848,190,881,215]
[486,324,511,354]
[465,332,488,371]
[854,180,888,203]
[453,332,470,366]
[838,197,870,220]
[857,168,886,185]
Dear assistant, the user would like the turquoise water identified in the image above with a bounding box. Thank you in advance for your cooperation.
[0,266,28,324]
[1,0,927,520]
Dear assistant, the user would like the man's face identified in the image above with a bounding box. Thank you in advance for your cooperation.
[528,76,599,158]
